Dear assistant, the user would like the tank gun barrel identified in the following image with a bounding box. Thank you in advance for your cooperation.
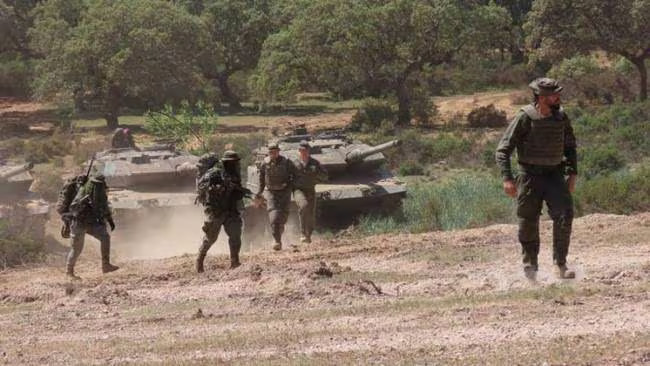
[0,162,33,180]
[345,140,401,163]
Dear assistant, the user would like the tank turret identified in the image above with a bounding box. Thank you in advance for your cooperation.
[0,162,49,241]
[0,162,33,181]
[345,140,401,164]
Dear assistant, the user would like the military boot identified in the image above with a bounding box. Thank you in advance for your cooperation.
[300,235,311,244]
[556,264,575,279]
[272,226,282,251]
[66,267,81,280]
[229,242,241,269]
[100,241,119,274]
[522,253,538,280]
[196,253,206,273]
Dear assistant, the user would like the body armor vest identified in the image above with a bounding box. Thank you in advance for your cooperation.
[517,104,566,166]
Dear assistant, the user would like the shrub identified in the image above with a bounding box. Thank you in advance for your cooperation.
[348,98,395,132]
[31,168,64,202]
[398,161,425,176]
[575,165,650,215]
[467,104,507,128]
[0,208,46,268]
[579,145,625,179]
[0,56,32,97]
[23,132,73,164]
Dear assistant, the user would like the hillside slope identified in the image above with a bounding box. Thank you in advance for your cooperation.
[1,213,649,365]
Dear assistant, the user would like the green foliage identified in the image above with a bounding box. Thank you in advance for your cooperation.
[579,145,625,179]
[253,0,512,123]
[0,55,32,97]
[348,98,396,132]
[30,0,205,127]
[358,172,515,234]
[466,104,507,128]
[575,165,650,215]
[0,131,72,163]
[31,167,64,202]
[375,130,471,169]
[398,161,425,176]
[206,132,267,173]
[525,0,650,100]
[144,101,219,154]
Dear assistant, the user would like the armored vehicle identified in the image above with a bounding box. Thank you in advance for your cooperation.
[243,131,406,243]
[87,146,203,258]
[0,162,50,241]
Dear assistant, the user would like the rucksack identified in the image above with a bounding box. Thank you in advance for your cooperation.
[196,153,220,179]
[56,175,86,215]
[195,167,225,206]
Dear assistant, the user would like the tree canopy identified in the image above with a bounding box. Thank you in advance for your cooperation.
[525,0,650,100]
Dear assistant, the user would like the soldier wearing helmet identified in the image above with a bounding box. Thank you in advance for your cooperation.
[255,141,298,251]
[196,150,250,272]
[66,173,119,279]
[495,77,578,280]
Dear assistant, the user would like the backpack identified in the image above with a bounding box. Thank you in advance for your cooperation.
[195,168,226,206]
[55,175,86,215]
[196,153,220,179]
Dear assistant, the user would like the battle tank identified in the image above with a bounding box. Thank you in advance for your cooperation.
[86,145,203,258]
[243,131,406,243]
[0,162,50,241]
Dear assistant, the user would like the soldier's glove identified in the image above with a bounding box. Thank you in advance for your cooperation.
[107,218,116,232]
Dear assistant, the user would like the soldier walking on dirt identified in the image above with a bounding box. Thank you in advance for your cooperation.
[196,150,250,272]
[255,142,298,251]
[66,174,119,279]
[495,78,578,280]
[292,140,327,244]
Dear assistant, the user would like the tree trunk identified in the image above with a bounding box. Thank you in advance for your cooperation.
[396,81,411,126]
[104,85,121,129]
[217,73,242,111]
[631,58,648,101]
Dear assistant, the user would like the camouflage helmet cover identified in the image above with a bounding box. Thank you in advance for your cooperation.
[298,140,311,150]
[221,150,240,161]
[529,77,563,96]
[267,142,280,150]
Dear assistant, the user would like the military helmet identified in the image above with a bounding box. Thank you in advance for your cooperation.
[267,142,280,150]
[529,77,563,96]
[221,150,240,161]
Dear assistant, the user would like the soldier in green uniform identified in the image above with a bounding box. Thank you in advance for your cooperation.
[293,140,327,244]
[255,142,298,251]
[66,174,118,279]
[495,78,578,279]
[196,150,249,272]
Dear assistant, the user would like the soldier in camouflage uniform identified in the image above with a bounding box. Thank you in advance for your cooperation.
[66,174,118,279]
[292,140,327,244]
[495,78,578,280]
[255,142,298,251]
[196,150,249,272]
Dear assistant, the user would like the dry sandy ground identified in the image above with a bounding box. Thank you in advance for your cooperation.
[1,213,649,365]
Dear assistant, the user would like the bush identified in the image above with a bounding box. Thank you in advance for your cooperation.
[348,98,395,132]
[0,209,46,268]
[580,145,626,179]
[358,172,515,234]
[23,132,73,164]
[0,56,32,97]
[398,161,425,176]
[31,168,64,202]
[575,165,650,215]
[467,104,507,128]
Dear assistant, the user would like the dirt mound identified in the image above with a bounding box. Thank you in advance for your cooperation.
[0,212,648,364]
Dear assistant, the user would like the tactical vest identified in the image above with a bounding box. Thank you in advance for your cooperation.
[517,104,566,166]
[263,156,291,191]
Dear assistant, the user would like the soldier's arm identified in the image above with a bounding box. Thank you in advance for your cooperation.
[495,112,526,181]
[564,117,578,175]
[316,161,328,182]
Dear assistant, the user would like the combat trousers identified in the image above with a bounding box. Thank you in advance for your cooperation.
[294,188,316,240]
[66,220,111,274]
[198,210,243,266]
[264,188,291,244]
[516,170,574,267]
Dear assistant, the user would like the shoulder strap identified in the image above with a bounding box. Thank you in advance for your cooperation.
[521,104,542,120]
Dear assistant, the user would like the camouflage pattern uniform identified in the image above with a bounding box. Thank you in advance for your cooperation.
[495,78,578,278]
[111,128,137,149]
[292,141,327,243]
[256,142,297,250]
[196,151,247,272]
[66,174,118,278]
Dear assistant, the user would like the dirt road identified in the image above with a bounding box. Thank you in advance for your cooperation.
[1,213,649,365]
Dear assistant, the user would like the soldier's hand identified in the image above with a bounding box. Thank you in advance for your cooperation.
[503,180,517,198]
[108,218,116,231]
[567,174,577,193]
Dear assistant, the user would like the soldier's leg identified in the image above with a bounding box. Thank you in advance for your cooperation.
[197,216,223,273]
[265,191,285,249]
[88,223,118,273]
[545,172,575,278]
[303,191,316,242]
[516,173,544,275]
[224,214,243,268]
[293,189,311,242]
[65,222,86,278]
